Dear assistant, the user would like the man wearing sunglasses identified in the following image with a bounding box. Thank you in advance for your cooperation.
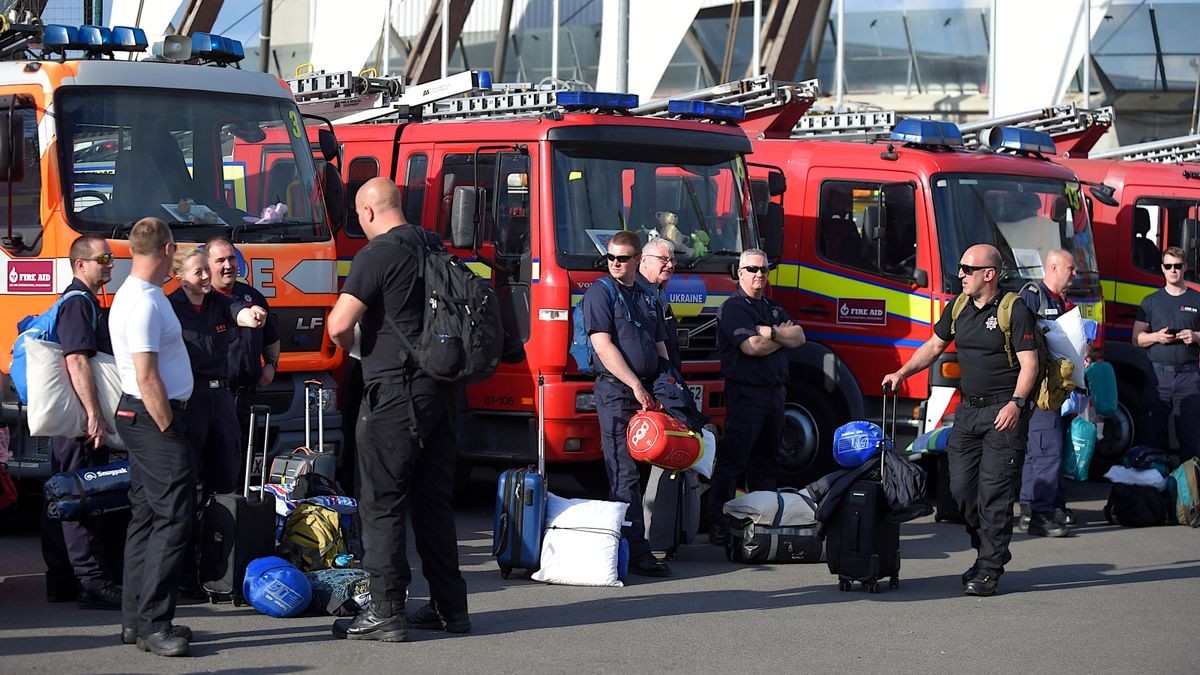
[882,244,1038,597]
[708,249,805,546]
[583,230,673,577]
[41,235,123,610]
[1132,247,1200,460]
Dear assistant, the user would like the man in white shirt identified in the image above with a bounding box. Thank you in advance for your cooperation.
[110,217,195,657]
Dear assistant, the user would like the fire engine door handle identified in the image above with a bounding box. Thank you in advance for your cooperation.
[795,306,830,316]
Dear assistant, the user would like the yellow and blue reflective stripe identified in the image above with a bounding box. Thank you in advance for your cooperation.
[770,261,935,326]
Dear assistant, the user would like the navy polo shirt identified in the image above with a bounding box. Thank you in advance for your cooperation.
[717,287,791,386]
[57,278,111,357]
[216,280,278,387]
[168,288,234,380]
[636,273,681,369]
[1136,287,1200,366]
[1019,281,1070,321]
[582,276,664,380]
[934,292,1037,399]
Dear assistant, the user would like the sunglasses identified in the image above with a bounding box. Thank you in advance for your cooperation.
[741,265,769,274]
[87,253,114,265]
[605,253,635,264]
[1163,263,1185,271]
[645,254,676,265]
[958,263,995,276]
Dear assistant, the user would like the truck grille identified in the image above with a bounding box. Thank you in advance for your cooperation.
[676,315,719,360]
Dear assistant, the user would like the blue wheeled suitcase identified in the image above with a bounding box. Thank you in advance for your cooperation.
[826,388,901,593]
[492,374,548,578]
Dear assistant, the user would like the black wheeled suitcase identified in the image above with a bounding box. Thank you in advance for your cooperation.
[269,379,336,485]
[826,389,901,593]
[200,405,278,605]
[492,374,548,578]
[642,466,701,560]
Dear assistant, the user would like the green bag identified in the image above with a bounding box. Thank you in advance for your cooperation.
[1170,458,1200,528]
[1063,416,1096,482]
[281,503,345,572]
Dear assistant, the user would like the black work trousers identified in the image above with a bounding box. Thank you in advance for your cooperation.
[356,377,467,619]
[594,377,652,558]
[1143,364,1200,460]
[115,395,195,638]
[40,437,121,593]
[947,402,1029,577]
[708,382,784,521]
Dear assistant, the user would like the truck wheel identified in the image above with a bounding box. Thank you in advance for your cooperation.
[1093,380,1139,471]
[778,382,839,483]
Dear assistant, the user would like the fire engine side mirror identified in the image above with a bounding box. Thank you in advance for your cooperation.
[317,128,339,163]
[323,163,344,229]
[767,170,785,197]
[451,186,481,250]
[0,111,25,183]
[761,202,784,260]
[1088,183,1119,207]
[1181,218,1199,269]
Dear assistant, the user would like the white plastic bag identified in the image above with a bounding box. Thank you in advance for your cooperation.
[690,429,716,479]
[532,493,627,587]
[1041,308,1087,388]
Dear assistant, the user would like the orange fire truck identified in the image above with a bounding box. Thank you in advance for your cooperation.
[280,71,789,489]
[662,85,1105,474]
[0,19,343,482]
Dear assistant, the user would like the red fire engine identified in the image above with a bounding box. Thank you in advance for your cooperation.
[669,85,1105,473]
[279,71,786,489]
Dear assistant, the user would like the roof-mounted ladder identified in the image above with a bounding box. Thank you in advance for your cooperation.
[288,69,486,124]
[421,82,585,120]
[1090,133,1200,164]
[630,75,816,118]
[791,110,897,141]
[959,104,1115,150]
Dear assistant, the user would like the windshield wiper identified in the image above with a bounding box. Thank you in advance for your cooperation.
[109,219,216,238]
[685,249,740,270]
[231,219,321,242]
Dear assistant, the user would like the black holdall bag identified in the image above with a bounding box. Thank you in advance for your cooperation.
[1104,483,1173,528]
[726,491,824,564]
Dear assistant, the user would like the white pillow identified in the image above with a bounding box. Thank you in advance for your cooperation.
[25,340,127,450]
[531,493,627,587]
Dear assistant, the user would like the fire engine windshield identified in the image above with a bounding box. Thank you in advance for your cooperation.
[551,145,756,269]
[56,88,327,243]
[931,174,1099,293]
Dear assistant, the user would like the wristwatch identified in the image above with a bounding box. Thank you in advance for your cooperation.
[770,326,778,342]
[1010,396,1027,409]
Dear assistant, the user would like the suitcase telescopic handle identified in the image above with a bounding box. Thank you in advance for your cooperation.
[537,372,546,478]
[246,405,272,500]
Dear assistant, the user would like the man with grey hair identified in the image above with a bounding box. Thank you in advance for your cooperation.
[707,248,805,545]
[637,237,681,368]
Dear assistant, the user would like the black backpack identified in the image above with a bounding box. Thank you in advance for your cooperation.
[387,228,503,385]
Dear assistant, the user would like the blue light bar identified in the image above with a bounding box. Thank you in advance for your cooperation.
[77,25,113,50]
[42,24,80,51]
[666,99,746,123]
[891,118,964,147]
[111,26,149,52]
[477,70,492,90]
[557,91,639,111]
[984,126,1056,155]
[191,32,245,64]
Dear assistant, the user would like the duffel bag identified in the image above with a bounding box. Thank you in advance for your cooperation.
[626,410,702,471]
[306,567,371,616]
[1104,483,1172,528]
[726,520,824,564]
[43,460,130,521]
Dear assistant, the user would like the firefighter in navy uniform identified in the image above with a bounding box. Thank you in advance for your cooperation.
[1017,249,1076,537]
[205,238,280,463]
[168,245,267,593]
[707,249,805,545]
[1133,246,1200,462]
[583,229,673,578]
[883,244,1039,597]
[637,237,681,369]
